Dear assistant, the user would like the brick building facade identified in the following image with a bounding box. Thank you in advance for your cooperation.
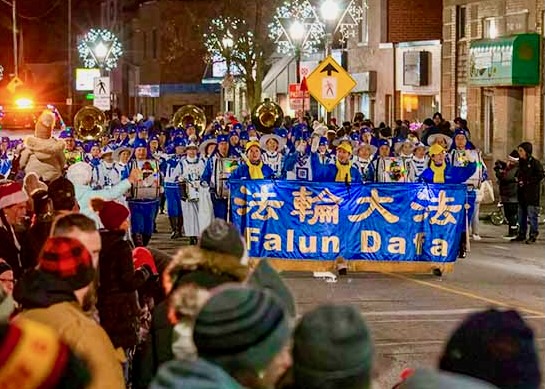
[346,0,443,124]
[442,0,544,161]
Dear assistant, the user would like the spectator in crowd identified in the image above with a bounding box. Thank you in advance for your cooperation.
[14,236,126,389]
[66,161,140,227]
[494,150,520,239]
[0,181,28,280]
[0,260,14,295]
[291,304,373,389]
[22,176,79,268]
[90,198,157,378]
[513,142,544,243]
[134,219,249,388]
[19,109,66,183]
[151,285,292,389]
[439,309,541,389]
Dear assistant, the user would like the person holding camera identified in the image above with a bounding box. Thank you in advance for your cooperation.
[494,150,520,239]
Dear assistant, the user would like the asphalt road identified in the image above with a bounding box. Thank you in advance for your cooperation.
[150,216,545,388]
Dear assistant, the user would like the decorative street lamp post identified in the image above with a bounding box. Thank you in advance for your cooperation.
[289,20,305,83]
[77,28,123,72]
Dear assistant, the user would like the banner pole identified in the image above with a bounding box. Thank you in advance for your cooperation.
[465,188,471,253]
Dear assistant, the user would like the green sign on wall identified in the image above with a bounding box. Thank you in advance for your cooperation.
[469,33,541,87]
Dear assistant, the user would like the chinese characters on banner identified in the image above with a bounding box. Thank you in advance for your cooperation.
[230,181,476,263]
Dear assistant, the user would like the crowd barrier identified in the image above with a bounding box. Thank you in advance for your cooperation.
[230,180,476,274]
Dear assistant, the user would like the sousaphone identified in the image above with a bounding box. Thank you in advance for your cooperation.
[171,105,207,136]
[73,106,107,141]
[251,98,283,134]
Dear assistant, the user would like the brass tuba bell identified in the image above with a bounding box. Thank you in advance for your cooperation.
[251,98,283,134]
[171,105,207,136]
[73,106,107,141]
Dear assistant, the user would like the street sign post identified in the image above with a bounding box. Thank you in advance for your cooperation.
[288,83,310,112]
[93,77,111,111]
[305,55,356,112]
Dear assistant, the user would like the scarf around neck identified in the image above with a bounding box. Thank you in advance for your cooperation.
[335,160,352,182]
[430,162,446,183]
[248,161,264,179]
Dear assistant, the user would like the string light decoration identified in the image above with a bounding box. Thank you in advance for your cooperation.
[203,16,255,76]
[335,0,368,43]
[269,0,325,55]
[77,29,123,71]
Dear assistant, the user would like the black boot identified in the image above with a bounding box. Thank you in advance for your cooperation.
[177,216,185,238]
[142,234,152,246]
[526,231,538,244]
[169,217,179,239]
[160,194,166,214]
[512,234,526,242]
[458,238,467,259]
[503,225,519,240]
[189,236,198,245]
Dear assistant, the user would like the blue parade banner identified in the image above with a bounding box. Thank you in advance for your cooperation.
[230,180,476,263]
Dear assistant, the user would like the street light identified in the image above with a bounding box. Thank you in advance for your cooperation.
[94,42,109,60]
[221,33,234,113]
[320,0,340,56]
[289,20,305,83]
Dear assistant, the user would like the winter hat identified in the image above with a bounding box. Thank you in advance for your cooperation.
[47,177,76,211]
[508,149,520,162]
[90,198,129,230]
[0,181,28,210]
[34,110,56,139]
[517,142,533,156]
[66,162,92,186]
[439,309,541,389]
[398,369,498,389]
[0,319,91,388]
[336,142,353,155]
[245,140,261,153]
[248,259,296,319]
[199,219,245,261]
[38,237,96,291]
[293,304,373,389]
[193,285,290,373]
[132,247,158,275]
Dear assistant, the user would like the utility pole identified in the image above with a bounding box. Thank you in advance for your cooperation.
[12,0,17,77]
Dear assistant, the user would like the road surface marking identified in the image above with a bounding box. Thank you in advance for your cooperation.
[362,308,481,316]
[487,245,510,251]
[381,272,545,317]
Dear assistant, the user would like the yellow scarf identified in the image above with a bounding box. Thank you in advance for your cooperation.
[248,161,264,179]
[430,162,446,183]
[335,160,352,183]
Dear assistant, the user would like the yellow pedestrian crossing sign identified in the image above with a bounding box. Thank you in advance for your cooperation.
[306,55,356,112]
[6,76,23,94]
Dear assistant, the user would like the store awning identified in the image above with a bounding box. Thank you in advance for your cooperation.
[468,33,541,86]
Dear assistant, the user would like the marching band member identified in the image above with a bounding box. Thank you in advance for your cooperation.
[127,125,137,146]
[247,124,259,140]
[353,143,376,182]
[127,138,162,247]
[229,131,243,157]
[180,141,205,244]
[412,142,429,177]
[427,133,452,150]
[201,134,239,220]
[394,139,418,182]
[373,139,405,183]
[162,138,186,239]
[449,129,488,240]
[91,145,123,190]
[113,146,133,172]
[59,130,84,168]
[86,141,102,167]
[118,127,130,146]
[420,143,477,259]
[284,131,319,181]
[361,127,379,147]
[231,141,275,180]
[260,133,285,178]
[239,130,250,151]
[315,137,334,165]
[199,137,218,164]
[0,137,13,179]
[320,142,362,183]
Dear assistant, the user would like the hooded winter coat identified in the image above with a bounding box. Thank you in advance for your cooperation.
[132,246,248,389]
[13,270,126,389]
[19,136,65,182]
[517,142,544,206]
[97,229,151,349]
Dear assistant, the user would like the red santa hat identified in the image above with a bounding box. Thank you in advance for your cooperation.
[0,182,29,210]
